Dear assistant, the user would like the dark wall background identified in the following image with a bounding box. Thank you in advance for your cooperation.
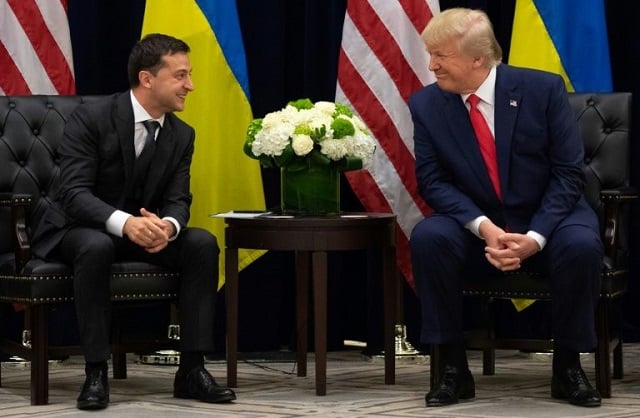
[37,0,639,353]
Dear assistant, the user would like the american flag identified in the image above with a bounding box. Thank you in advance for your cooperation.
[336,0,439,289]
[0,0,75,95]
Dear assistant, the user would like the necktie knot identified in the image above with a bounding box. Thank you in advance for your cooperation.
[142,120,160,139]
[467,93,481,109]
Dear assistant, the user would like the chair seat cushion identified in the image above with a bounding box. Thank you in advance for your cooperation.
[0,257,179,304]
[462,264,627,300]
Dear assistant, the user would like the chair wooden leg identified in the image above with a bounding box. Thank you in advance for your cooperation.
[482,348,496,375]
[613,340,623,379]
[29,306,49,405]
[112,353,127,379]
[595,299,612,398]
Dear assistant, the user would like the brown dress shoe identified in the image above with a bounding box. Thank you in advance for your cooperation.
[426,365,475,407]
[174,366,236,403]
[551,366,601,407]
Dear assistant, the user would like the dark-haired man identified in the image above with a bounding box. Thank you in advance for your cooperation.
[32,33,235,410]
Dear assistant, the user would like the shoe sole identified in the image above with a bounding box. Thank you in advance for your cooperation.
[426,391,475,407]
[174,392,236,403]
[77,400,108,410]
[551,392,601,407]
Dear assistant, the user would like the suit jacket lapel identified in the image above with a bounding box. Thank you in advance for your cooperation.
[494,65,521,198]
[113,93,136,181]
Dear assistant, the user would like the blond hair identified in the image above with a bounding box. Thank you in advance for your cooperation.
[422,8,502,67]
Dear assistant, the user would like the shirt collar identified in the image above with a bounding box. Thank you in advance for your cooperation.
[461,65,497,106]
[130,90,165,127]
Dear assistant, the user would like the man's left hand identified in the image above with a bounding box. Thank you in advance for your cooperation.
[484,233,540,271]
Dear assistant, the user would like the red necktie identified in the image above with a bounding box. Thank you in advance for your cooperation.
[467,94,501,199]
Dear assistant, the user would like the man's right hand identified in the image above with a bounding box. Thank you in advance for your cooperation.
[123,209,169,251]
[478,219,521,271]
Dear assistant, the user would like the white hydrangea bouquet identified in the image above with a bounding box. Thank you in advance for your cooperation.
[243,98,376,172]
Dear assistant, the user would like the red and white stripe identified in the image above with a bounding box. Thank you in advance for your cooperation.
[0,0,75,95]
[337,0,438,289]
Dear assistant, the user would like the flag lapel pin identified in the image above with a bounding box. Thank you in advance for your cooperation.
[509,99,518,107]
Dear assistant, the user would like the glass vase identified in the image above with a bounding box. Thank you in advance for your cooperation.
[280,163,340,216]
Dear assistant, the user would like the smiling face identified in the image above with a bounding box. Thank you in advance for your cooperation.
[136,52,194,117]
[427,36,485,95]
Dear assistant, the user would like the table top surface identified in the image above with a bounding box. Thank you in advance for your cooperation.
[220,212,396,226]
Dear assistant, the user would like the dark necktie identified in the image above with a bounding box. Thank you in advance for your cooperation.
[135,120,159,182]
[139,120,159,158]
[467,94,501,199]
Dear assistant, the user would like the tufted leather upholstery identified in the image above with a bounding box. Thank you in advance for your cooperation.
[0,95,181,405]
[430,92,636,399]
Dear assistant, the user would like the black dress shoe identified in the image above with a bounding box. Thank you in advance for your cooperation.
[77,368,109,410]
[174,366,236,403]
[426,365,475,407]
[551,366,601,407]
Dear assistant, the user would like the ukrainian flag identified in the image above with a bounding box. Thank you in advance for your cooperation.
[509,0,612,93]
[508,0,611,311]
[141,0,266,288]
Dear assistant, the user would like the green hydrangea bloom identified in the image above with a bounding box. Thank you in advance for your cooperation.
[288,98,314,110]
[334,102,353,118]
[294,124,312,135]
[331,117,355,139]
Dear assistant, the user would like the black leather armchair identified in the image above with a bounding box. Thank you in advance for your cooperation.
[0,95,181,405]
[429,92,636,398]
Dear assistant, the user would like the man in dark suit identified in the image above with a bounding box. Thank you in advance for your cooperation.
[31,33,235,410]
[408,8,602,408]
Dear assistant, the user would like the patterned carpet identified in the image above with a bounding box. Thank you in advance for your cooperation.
[2,345,640,417]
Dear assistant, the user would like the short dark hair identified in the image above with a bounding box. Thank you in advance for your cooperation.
[127,33,190,87]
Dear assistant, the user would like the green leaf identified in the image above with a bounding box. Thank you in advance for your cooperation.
[274,143,295,166]
[309,149,332,166]
[334,156,363,172]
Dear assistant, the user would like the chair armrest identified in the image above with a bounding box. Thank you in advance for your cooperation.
[600,187,638,261]
[0,193,33,272]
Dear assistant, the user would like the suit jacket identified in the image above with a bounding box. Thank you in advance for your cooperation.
[32,92,195,258]
[408,63,598,237]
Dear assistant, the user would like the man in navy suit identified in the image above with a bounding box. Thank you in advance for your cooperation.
[408,8,602,408]
[32,34,235,410]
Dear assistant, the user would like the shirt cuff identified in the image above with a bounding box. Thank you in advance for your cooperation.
[106,209,132,237]
[163,216,181,241]
[465,215,489,239]
[527,230,546,250]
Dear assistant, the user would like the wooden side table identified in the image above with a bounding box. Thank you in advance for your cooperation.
[224,213,397,395]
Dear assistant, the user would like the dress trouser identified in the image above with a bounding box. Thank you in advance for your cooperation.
[58,227,219,363]
[410,213,603,353]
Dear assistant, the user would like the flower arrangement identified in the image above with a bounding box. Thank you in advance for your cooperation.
[243,98,376,172]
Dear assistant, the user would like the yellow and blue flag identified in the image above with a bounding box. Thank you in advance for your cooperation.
[508,0,611,312]
[509,0,612,93]
[141,0,266,288]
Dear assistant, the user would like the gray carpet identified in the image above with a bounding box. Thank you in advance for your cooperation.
[2,345,640,417]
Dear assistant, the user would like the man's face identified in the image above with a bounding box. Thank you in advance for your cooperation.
[147,52,194,114]
[427,37,477,94]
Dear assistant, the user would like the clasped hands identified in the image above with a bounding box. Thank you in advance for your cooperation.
[479,219,540,271]
[123,208,176,253]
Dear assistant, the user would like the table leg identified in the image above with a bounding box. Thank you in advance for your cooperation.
[295,251,310,377]
[225,247,239,387]
[312,251,327,396]
[383,245,396,384]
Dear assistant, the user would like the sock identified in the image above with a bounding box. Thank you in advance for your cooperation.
[179,351,204,373]
[441,343,469,370]
[553,347,580,372]
[85,361,107,374]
